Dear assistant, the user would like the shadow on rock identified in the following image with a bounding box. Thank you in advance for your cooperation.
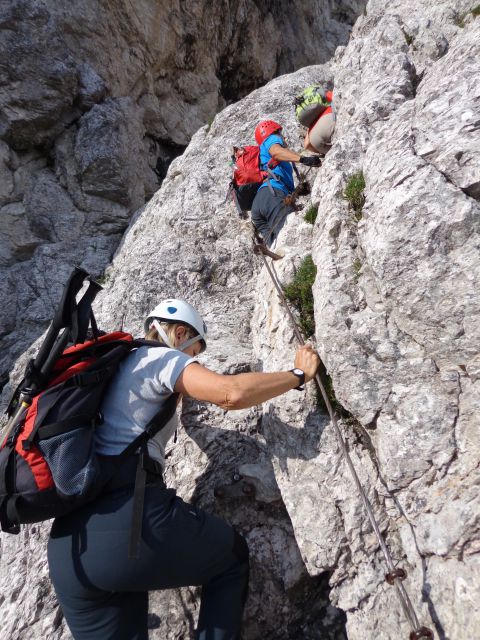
[175,400,346,640]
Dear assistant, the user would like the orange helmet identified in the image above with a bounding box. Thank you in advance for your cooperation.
[254,120,282,145]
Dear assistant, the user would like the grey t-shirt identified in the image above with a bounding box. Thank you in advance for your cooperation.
[95,346,194,469]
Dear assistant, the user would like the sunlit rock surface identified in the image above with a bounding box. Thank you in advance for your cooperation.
[0,0,362,387]
[1,0,479,638]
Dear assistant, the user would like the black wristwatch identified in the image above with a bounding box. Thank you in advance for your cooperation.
[290,368,305,391]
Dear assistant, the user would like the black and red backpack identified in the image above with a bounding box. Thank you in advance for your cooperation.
[228,145,270,215]
[228,145,302,216]
[0,268,176,557]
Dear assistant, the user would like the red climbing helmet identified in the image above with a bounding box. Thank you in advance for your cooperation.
[254,120,283,145]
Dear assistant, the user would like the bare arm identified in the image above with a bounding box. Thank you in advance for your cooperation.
[174,345,320,410]
[268,143,301,163]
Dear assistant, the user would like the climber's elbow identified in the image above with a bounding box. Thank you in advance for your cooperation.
[268,143,283,161]
[218,377,246,411]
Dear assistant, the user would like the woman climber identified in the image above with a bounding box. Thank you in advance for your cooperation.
[47,298,320,640]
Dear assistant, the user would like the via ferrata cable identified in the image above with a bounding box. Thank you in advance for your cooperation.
[255,249,433,640]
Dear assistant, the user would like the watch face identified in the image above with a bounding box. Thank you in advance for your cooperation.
[292,368,304,376]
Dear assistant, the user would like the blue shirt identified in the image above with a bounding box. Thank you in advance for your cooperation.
[258,133,295,195]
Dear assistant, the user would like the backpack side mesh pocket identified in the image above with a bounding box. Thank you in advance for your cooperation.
[37,426,100,498]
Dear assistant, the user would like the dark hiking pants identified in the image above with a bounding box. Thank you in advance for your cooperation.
[47,461,249,640]
[251,186,294,246]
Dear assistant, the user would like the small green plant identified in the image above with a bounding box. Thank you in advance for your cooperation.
[472,5,480,17]
[206,117,214,133]
[315,367,340,413]
[454,12,467,27]
[343,171,366,221]
[95,271,111,285]
[304,204,318,225]
[353,257,362,282]
[402,29,414,45]
[283,255,317,338]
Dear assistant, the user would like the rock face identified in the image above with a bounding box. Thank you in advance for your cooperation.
[309,2,480,637]
[1,0,479,639]
[0,0,363,388]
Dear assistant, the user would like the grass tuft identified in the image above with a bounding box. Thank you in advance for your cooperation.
[472,5,480,17]
[304,204,318,225]
[353,257,362,282]
[283,255,317,338]
[95,272,110,285]
[343,171,366,221]
[315,363,341,413]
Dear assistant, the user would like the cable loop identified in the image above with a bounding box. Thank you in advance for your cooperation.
[409,627,434,640]
[385,568,407,585]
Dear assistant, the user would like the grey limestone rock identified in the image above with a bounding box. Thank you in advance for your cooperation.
[1,64,346,640]
[308,1,480,638]
[0,1,80,151]
[1,0,479,639]
[0,0,363,395]
[73,97,155,210]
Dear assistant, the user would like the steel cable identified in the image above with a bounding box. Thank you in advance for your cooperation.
[254,233,433,638]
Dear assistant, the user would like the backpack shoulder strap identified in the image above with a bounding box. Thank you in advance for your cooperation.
[130,338,169,349]
[121,392,179,559]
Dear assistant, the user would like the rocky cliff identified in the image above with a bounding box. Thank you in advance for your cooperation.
[1,0,479,638]
[0,0,362,388]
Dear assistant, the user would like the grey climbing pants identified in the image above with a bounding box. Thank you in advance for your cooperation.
[47,462,249,640]
[251,186,294,246]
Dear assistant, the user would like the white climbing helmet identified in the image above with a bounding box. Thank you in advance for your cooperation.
[144,299,207,353]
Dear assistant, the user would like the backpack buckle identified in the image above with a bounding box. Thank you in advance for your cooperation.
[72,370,106,387]
[0,501,21,534]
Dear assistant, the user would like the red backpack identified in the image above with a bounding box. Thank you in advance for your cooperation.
[228,145,301,215]
[0,268,176,557]
[229,145,269,214]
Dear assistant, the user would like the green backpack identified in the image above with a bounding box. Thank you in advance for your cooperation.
[294,85,331,128]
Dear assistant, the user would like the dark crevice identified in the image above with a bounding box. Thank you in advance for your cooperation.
[0,371,9,395]
[365,390,392,431]
[464,181,480,202]
[217,53,266,103]
[151,138,187,183]
[426,159,475,200]
[410,67,424,96]
[438,374,461,480]
[364,407,381,430]
[285,571,347,640]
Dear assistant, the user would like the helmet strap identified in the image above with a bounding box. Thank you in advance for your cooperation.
[177,334,202,352]
[151,320,201,353]
[151,320,174,348]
